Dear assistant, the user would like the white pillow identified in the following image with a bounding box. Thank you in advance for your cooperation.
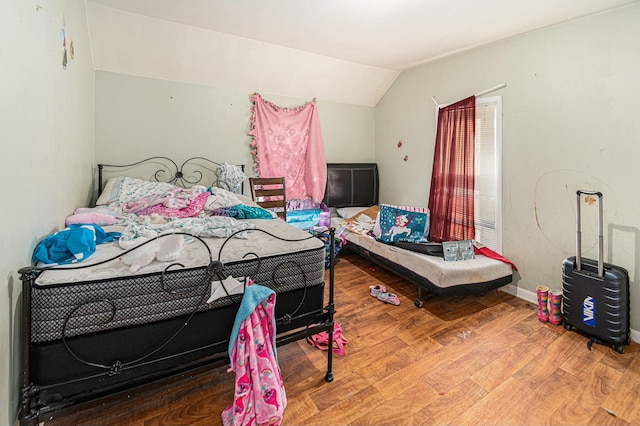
[336,206,368,220]
[96,176,176,206]
[95,177,118,206]
[204,187,242,212]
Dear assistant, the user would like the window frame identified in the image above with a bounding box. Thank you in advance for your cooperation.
[474,95,503,253]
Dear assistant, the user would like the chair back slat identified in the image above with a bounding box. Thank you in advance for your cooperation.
[249,177,287,220]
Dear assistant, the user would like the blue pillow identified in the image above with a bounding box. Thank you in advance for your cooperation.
[376,204,430,243]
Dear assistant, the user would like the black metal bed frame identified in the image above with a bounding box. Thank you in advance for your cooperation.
[97,156,246,197]
[18,157,337,425]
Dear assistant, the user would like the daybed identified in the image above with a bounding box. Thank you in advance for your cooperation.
[323,163,513,306]
[18,157,337,425]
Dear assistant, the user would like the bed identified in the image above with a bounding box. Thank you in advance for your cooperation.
[18,157,337,425]
[324,163,513,306]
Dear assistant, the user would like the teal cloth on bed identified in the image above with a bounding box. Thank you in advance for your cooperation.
[32,224,121,265]
[212,204,275,219]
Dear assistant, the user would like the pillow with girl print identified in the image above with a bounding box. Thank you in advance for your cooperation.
[373,204,430,243]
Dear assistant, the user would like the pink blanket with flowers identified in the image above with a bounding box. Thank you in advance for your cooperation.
[222,284,286,426]
[123,188,210,218]
[249,93,327,203]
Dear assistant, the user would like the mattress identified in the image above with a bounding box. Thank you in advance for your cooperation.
[35,217,322,285]
[332,217,512,289]
[31,218,325,342]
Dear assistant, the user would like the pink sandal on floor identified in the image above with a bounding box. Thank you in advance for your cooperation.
[306,323,348,356]
[377,292,400,306]
[369,284,387,297]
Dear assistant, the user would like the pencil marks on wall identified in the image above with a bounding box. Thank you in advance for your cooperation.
[532,169,611,254]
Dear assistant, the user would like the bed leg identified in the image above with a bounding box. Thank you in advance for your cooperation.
[324,228,336,382]
[19,384,40,426]
[18,267,38,426]
[414,286,435,308]
[324,342,334,383]
[413,287,424,308]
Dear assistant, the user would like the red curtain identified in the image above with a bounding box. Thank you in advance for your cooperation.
[428,96,476,242]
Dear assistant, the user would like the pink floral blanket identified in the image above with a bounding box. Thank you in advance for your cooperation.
[249,93,327,203]
[222,285,286,426]
[122,187,208,217]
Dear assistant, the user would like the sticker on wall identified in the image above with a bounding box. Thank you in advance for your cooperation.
[403,155,409,162]
[61,16,67,69]
[397,140,404,148]
[60,14,74,69]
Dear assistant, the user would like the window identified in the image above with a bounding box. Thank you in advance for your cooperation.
[432,95,502,251]
[474,96,502,252]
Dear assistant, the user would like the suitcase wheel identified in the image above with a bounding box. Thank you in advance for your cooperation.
[563,323,574,331]
[614,344,624,354]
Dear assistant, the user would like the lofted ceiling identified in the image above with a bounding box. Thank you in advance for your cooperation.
[86,0,638,106]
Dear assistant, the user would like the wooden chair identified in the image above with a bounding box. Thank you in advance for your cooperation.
[249,177,287,220]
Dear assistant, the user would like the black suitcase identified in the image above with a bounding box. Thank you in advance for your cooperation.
[562,190,630,353]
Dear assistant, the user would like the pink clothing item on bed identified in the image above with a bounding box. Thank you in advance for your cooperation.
[249,93,327,203]
[65,212,119,226]
[137,191,209,218]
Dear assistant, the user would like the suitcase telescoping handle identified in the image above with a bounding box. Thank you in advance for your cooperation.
[576,190,603,277]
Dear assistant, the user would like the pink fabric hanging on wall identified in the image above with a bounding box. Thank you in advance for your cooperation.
[249,93,327,203]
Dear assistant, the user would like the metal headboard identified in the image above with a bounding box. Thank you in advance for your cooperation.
[97,156,245,195]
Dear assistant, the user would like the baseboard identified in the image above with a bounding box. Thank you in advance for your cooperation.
[500,284,639,344]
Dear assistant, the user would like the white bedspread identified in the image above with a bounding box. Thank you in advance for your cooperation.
[119,215,255,242]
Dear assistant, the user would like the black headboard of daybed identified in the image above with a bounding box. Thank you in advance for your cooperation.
[323,163,379,207]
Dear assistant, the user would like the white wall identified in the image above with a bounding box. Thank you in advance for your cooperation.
[86,2,398,107]
[0,1,95,423]
[94,71,375,174]
[375,4,640,331]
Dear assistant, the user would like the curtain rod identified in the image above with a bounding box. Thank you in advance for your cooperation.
[431,83,506,106]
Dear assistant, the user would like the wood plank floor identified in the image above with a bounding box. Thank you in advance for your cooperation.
[48,251,640,425]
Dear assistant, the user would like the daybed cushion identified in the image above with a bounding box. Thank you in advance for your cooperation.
[333,216,512,290]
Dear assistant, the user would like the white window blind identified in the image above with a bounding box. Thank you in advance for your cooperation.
[474,96,502,252]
